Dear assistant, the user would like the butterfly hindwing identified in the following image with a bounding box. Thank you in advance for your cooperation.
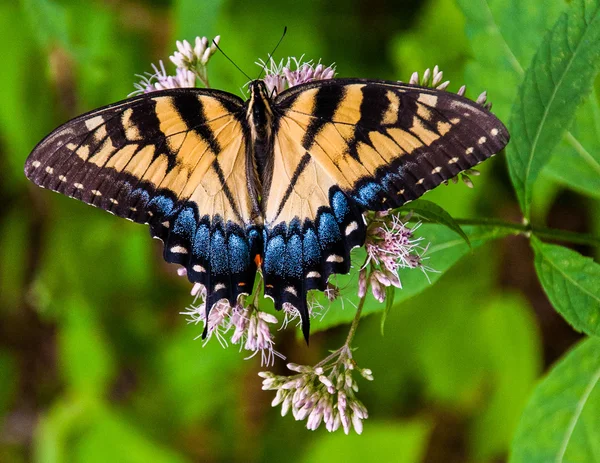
[261,79,509,334]
[261,112,366,336]
[25,88,262,308]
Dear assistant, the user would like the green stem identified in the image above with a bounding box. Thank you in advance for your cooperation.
[453,218,600,247]
[345,285,368,347]
[315,272,370,369]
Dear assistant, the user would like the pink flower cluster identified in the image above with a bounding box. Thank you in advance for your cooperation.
[258,56,336,96]
[360,212,434,302]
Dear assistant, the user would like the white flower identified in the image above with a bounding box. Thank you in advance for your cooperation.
[259,346,372,434]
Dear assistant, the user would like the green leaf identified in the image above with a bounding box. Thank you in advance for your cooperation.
[458,1,600,206]
[379,285,396,336]
[400,199,470,247]
[153,324,243,425]
[311,224,512,333]
[506,0,600,219]
[510,337,600,462]
[301,420,432,463]
[532,238,600,336]
[457,0,566,122]
[545,88,600,199]
[35,396,94,463]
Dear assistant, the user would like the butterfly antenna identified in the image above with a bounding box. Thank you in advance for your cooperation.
[212,39,252,81]
[257,26,288,80]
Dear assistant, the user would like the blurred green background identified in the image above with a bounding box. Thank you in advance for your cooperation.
[0,0,597,462]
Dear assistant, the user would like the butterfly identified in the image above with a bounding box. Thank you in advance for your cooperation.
[24,77,509,340]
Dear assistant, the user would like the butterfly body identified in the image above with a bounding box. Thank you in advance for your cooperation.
[25,77,509,340]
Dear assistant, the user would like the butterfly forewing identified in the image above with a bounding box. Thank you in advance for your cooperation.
[276,79,509,209]
[25,89,262,308]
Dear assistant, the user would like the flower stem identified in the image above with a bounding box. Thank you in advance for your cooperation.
[345,270,370,347]
[453,218,600,247]
[314,271,370,369]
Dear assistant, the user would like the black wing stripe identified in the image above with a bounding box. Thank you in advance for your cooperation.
[212,158,244,223]
[273,152,312,221]
[172,94,221,155]
[301,85,345,149]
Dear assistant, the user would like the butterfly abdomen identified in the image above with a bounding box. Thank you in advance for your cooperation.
[246,80,276,180]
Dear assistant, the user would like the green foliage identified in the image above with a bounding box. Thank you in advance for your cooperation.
[1,0,599,461]
[457,0,566,121]
[510,337,600,462]
[467,295,542,460]
[301,420,432,463]
[379,285,395,335]
[175,0,223,43]
[391,0,468,80]
[35,397,187,463]
[59,300,116,397]
[546,89,600,199]
[353,254,542,460]
[399,199,471,247]
[532,238,600,336]
[506,0,600,219]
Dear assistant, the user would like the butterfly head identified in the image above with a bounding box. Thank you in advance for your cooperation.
[247,80,274,142]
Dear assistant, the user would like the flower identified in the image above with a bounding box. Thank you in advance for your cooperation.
[257,56,336,96]
[170,36,220,87]
[259,346,372,433]
[407,65,491,109]
[283,59,336,87]
[180,277,283,366]
[360,212,436,300]
[131,61,196,96]
[131,35,220,95]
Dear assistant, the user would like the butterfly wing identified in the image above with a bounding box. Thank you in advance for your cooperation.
[264,79,509,337]
[25,88,262,308]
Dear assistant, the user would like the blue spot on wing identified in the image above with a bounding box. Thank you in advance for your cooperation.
[149,195,174,216]
[381,172,401,192]
[228,234,249,274]
[284,234,303,278]
[318,212,341,248]
[210,229,228,273]
[264,235,285,274]
[193,224,210,260]
[303,228,320,265]
[130,188,150,208]
[354,182,382,207]
[173,207,197,240]
[332,191,350,223]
